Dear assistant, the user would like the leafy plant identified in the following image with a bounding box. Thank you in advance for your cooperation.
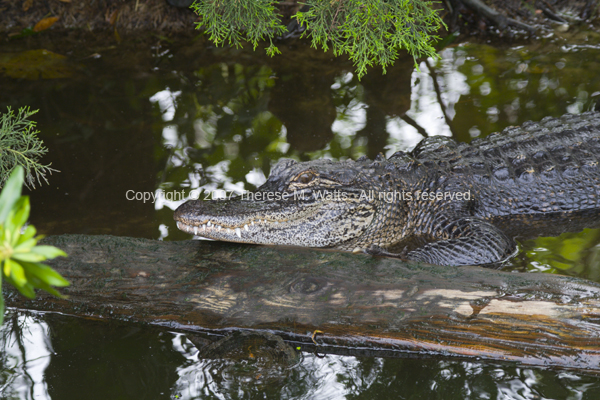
[0,107,57,188]
[192,0,287,57]
[296,0,443,78]
[192,0,445,79]
[0,166,69,325]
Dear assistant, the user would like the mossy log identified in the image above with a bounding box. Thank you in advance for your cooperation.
[5,234,600,372]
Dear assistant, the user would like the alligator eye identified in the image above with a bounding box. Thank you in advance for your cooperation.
[296,172,315,184]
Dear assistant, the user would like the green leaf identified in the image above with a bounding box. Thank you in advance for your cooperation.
[24,273,63,297]
[11,252,46,262]
[0,166,24,223]
[8,259,27,288]
[16,225,37,245]
[14,236,37,252]
[9,196,30,230]
[2,259,10,276]
[6,274,36,298]
[0,273,4,326]
[4,196,30,247]
[21,261,69,287]
[29,245,67,259]
[19,282,36,298]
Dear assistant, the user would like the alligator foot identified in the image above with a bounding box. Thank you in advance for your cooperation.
[406,218,516,266]
[364,245,408,259]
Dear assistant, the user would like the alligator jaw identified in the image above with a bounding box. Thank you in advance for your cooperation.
[176,218,270,242]
[174,199,294,244]
[174,157,379,249]
[173,193,376,248]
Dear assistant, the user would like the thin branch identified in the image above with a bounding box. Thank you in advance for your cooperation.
[459,0,536,32]
[400,114,429,137]
[536,0,568,23]
[424,58,456,137]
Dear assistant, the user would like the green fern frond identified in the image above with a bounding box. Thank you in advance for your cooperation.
[0,107,57,189]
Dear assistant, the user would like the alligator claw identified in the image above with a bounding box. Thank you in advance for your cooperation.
[365,245,404,258]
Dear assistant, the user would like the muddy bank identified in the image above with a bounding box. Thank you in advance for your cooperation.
[0,0,197,35]
[0,0,597,39]
[447,0,597,34]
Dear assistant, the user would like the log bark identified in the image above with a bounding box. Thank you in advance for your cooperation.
[5,234,600,372]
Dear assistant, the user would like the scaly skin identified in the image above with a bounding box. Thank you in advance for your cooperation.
[174,111,600,266]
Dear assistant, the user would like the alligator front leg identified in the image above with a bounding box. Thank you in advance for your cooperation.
[406,218,516,266]
[368,218,516,266]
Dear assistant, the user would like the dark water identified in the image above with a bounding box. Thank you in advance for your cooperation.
[2,311,600,400]
[2,26,600,398]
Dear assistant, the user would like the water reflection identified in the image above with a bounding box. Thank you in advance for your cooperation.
[268,59,337,153]
[0,312,187,399]
[0,313,51,400]
[2,311,600,399]
[506,228,600,282]
[164,331,600,400]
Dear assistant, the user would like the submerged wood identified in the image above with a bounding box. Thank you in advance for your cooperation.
[5,234,600,372]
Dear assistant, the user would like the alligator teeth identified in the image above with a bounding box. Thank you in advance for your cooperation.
[194,226,198,235]
[202,224,206,231]
[207,221,212,227]
[251,221,255,226]
[235,228,242,238]
[244,225,249,231]
[352,247,362,254]
[217,226,221,231]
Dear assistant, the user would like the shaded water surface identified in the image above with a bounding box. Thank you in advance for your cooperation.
[2,311,600,400]
[1,28,600,398]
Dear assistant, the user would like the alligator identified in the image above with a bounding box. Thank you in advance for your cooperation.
[174,111,600,266]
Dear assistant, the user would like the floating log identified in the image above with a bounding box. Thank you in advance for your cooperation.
[5,234,600,372]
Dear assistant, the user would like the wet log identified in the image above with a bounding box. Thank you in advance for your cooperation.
[5,234,600,372]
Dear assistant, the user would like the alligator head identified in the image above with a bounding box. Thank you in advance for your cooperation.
[174,156,411,251]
